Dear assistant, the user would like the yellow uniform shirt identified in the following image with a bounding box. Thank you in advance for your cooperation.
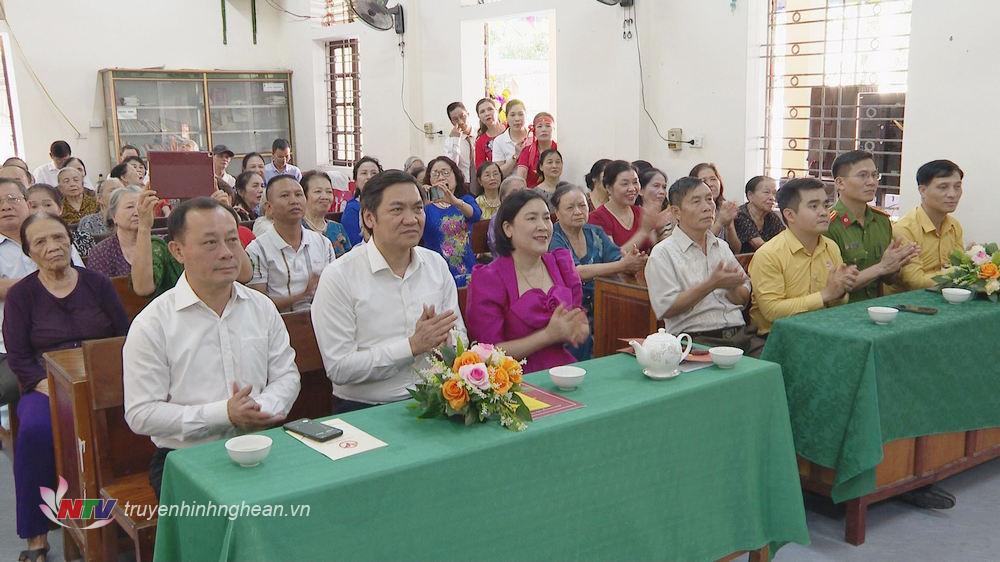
[749,229,846,334]
[891,206,964,290]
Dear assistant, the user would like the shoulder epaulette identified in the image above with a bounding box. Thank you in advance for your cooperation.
[871,206,891,218]
[829,210,838,221]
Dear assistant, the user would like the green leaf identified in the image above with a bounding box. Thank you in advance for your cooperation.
[440,346,458,369]
[464,407,478,426]
[949,251,966,267]
[992,252,1000,266]
[511,394,533,423]
[455,334,466,356]
[985,242,999,255]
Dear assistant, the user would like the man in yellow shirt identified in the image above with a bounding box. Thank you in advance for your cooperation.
[749,178,859,334]
[892,160,965,290]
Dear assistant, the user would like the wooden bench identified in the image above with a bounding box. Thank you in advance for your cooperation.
[471,219,491,257]
[281,310,335,421]
[78,337,160,562]
[593,275,659,357]
[46,310,335,561]
[110,276,153,321]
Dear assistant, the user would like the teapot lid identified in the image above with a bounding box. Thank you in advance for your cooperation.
[646,328,673,342]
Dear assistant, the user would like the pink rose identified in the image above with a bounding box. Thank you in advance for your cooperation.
[470,343,495,363]
[972,251,991,266]
[459,363,491,390]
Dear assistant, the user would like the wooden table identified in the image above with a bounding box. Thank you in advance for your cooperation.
[592,274,658,357]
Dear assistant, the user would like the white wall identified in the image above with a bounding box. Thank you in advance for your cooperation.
[901,0,998,243]
[2,0,291,177]
[284,0,757,197]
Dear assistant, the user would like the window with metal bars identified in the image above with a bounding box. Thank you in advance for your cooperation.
[327,39,362,167]
[316,0,354,26]
[762,0,911,205]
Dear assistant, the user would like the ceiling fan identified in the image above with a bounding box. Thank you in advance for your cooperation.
[351,0,405,35]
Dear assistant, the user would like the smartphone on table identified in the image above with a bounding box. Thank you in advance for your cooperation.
[283,418,343,442]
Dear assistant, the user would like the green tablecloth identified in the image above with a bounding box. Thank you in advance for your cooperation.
[762,289,1000,503]
[154,353,808,561]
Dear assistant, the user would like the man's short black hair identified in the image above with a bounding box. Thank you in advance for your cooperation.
[272,138,291,152]
[777,177,827,218]
[359,170,424,222]
[667,177,706,206]
[916,159,964,186]
[492,190,550,257]
[831,150,874,178]
[167,197,229,242]
[264,173,299,200]
[49,140,71,159]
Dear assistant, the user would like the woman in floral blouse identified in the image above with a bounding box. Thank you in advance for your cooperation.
[421,156,482,287]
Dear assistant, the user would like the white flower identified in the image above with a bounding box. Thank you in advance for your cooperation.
[986,279,1000,295]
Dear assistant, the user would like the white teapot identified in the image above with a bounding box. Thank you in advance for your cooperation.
[629,328,692,379]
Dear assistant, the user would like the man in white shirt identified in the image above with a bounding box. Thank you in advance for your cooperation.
[644,177,762,355]
[443,102,476,193]
[312,169,466,412]
[0,178,84,406]
[123,197,300,498]
[247,176,335,312]
[212,144,236,188]
[263,138,302,183]
[32,140,94,190]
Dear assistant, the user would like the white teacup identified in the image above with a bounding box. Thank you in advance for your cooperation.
[225,435,272,467]
[942,287,972,304]
[867,306,899,325]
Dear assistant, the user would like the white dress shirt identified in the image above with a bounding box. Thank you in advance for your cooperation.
[311,241,468,404]
[443,135,474,180]
[246,226,335,311]
[0,234,83,353]
[644,227,750,334]
[32,162,95,190]
[123,273,301,449]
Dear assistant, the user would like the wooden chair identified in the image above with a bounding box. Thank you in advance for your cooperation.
[110,276,152,321]
[281,310,334,421]
[457,287,468,321]
[83,337,159,562]
[735,252,753,274]
[471,220,491,258]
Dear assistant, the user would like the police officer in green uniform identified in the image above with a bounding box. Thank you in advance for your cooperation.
[827,150,920,302]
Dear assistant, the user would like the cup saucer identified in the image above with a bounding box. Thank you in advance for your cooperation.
[644,368,681,380]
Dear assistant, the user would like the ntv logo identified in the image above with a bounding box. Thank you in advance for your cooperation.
[38,477,117,529]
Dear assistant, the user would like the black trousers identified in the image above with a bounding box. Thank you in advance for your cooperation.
[149,447,174,500]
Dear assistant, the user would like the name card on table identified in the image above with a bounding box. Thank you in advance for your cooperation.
[286,419,387,462]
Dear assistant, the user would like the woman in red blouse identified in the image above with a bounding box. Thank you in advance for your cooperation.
[474,98,506,171]
[515,112,556,188]
[587,160,654,251]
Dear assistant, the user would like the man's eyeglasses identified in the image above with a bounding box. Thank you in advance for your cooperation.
[0,195,25,204]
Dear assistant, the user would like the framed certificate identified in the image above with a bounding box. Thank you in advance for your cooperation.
[147,151,215,200]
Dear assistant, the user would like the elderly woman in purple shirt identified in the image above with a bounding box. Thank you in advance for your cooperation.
[2,213,127,561]
[466,190,588,374]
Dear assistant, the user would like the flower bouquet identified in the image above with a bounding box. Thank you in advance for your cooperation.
[933,243,1000,301]
[409,338,532,431]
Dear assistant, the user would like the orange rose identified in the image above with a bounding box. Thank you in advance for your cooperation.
[452,351,482,373]
[979,262,1000,280]
[491,367,512,395]
[441,379,468,410]
[501,358,523,384]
